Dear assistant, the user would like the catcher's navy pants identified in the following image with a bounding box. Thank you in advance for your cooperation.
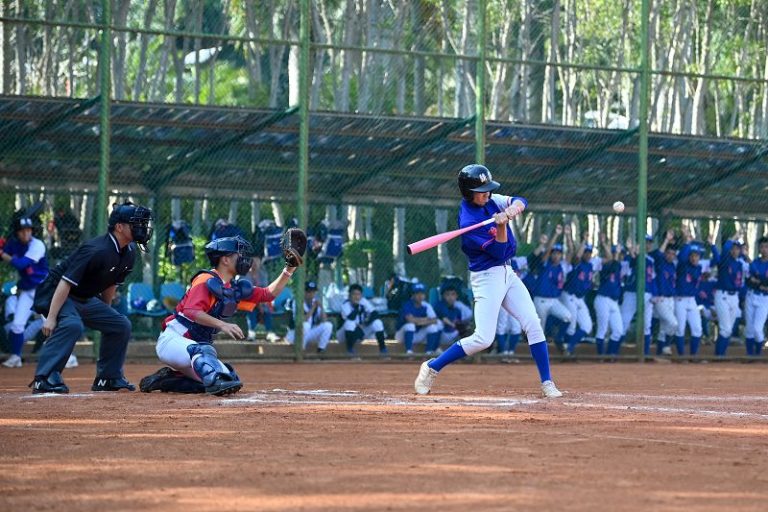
[35,297,132,379]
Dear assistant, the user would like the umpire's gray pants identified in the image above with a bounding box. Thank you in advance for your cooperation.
[35,297,132,379]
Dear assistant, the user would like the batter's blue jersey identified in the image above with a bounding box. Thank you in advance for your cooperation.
[5,236,48,290]
[534,261,565,298]
[597,261,622,300]
[459,194,528,272]
[564,261,594,298]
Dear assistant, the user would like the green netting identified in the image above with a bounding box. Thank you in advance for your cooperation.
[0,0,767,310]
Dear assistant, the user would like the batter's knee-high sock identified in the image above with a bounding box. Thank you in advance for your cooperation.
[595,338,605,355]
[508,334,521,353]
[426,332,440,353]
[675,336,685,356]
[404,331,414,352]
[745,338,755,356]
[529,341,552,383]
[345,331,358,354]
[607,338,621,356]
[375,331,388,353]
[10,331,24,357]
[495,334,508,354]
[428,342,466,372]
[690,336,701,356]
[644,334,651,356]
[715,335,729,357]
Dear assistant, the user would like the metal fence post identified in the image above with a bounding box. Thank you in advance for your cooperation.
[635,0,651,362]
[96,0,111,234]
[475,0,486,165]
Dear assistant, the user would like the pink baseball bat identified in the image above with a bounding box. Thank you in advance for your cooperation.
[407,217,496,255]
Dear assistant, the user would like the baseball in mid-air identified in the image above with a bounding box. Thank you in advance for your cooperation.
[613,201,625,213]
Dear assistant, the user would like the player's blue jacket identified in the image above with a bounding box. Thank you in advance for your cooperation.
[397,299,436,329]
[459,194,527,272]
[710,242,744,292]
[564,261,594,298]
[749,258,768,295]
[534,261,565,298]
[4,237,48,290]
[597,261,623,300]
[676,245,702,297]
[651,249,676,297]
[434,300,462,334]
[625,255,657,296]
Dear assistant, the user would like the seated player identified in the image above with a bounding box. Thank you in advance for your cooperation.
[433,285,470,352]
[140,233,302,395]
[286,280,334,353]
[336,283,388,356]
[395,283,440,355]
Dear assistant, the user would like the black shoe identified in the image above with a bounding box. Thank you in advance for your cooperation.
[91,376,136,392]
[139,367,176,393]
[205,373,242,396]
[29,372,70,394]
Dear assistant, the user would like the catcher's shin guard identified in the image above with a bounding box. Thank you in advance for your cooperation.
[186,343,242,396]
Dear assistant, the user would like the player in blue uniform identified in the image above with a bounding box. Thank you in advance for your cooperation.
[709,237,745,356]
[1,217,49,368]
[745,237,768,356]
[593,234,625,356]
[674,243,704,357]
[560,233,595,356]
[414,164,562,398]
[621,235,657,356]
[532,227,572,351]
[396,283,440,355]
[651,230,678,355]
[433,285,469,351]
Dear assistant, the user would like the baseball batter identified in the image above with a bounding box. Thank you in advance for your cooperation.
[414,164,562,398]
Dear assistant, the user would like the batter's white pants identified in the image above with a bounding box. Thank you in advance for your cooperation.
[458,265,545,356]
[674,296,703,337]
[9,289,35,335]
[533,296,572,333]
[713,290,740,338]
[560,292,593,336]
[594,295,623,341]
[336,318,385,343]
[496,307,522,336]
[156,326,229,382]
[620,291,653,336]
[744,292,768,342]
[286,321,333,350]
[654,297,678,338]
[395,321,440,344]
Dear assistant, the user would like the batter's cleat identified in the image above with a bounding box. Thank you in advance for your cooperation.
[139,366,176,392]
[205,373,242,396]
[414,359,439,395]
[2,354,22,368]
[541,380,563,398]
[29,372,69,394]
[65,354,79,369]
[91,376,136,392]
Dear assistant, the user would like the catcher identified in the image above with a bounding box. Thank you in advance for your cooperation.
[140,230,306,396]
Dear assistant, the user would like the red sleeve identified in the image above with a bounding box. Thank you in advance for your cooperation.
[181,282,214,320]
[237,286,275,313]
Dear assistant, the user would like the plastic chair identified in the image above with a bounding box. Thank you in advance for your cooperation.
[428,287,440,307]
[126,283,167,317]
[272,287,294,313]
[160,282,185,302]
[362,285,375,299]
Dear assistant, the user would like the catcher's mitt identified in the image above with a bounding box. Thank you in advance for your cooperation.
[281,228,307,267]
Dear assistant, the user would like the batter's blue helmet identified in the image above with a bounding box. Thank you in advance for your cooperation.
[458,164,500,201]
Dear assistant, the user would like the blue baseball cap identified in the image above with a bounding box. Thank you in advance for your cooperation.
[305,281,318,291]
[411,283,426,294]
[689,244,703,254]
[552,243,563,252]
[645,234,654,241]
[583,244,594,252]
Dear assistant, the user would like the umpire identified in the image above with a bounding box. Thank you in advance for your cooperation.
[30,202,153,394]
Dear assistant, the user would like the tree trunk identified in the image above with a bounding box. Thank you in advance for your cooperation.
[192,199,203,236]
[112,0,131,101]
[435,209,454,276]
[690,0,713,135]
[151,0,177,102]
[393,207,406,277]
[133,0,159,101]
[1,0,12,93]
[14,0,26,94]
[243,0,264,103]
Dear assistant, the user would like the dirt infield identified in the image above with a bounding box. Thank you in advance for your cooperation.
[1,362,767,512]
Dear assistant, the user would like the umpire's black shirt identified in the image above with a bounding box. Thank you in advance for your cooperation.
[56,233,136,300]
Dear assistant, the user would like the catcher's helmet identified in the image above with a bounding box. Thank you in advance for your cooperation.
[205,235,253,275]
[457,164,500,201]
[108,202,153,246]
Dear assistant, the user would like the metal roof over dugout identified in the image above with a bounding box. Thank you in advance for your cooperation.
[1,95,766,219]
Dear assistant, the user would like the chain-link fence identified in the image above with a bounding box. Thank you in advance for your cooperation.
[1,1,767,352]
